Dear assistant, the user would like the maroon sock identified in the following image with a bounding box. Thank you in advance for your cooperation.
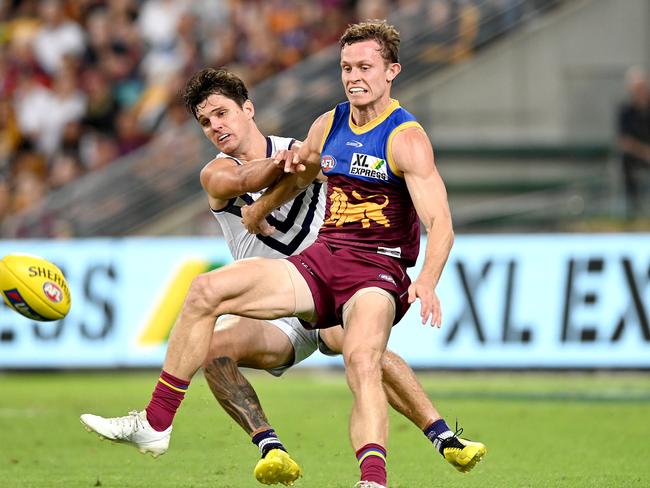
[145,370,190,431]
[356,443,387,486]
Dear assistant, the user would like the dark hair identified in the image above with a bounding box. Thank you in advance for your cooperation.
[339,20,400,64]
[182,68,249,119]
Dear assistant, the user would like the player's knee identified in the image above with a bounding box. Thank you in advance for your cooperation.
[186,273,221,314]
[344,348,382,382]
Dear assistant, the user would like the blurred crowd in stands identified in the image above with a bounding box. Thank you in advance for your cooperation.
[0,0,558,234]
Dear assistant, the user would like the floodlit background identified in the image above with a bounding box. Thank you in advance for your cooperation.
[0,1,649,487]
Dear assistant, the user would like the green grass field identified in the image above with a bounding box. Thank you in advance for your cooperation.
[1,370,649,487]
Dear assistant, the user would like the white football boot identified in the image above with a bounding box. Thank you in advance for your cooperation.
[80,410,171,457]
[354,482,386,488]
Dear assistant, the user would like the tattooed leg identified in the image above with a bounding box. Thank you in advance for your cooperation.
[204,356,270,435]
[202,316,295,436]
[201,313,302,482]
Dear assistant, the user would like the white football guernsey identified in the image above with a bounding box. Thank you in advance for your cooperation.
[211,135,326,260]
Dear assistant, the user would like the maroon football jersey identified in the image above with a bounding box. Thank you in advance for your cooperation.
[318,100,421,266]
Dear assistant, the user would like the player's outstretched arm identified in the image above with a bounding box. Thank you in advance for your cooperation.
[240,112,330,234]
[200,156,284,209]
[393,127,454,327]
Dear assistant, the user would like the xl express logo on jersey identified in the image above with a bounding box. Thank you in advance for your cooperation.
[349,153,388,181]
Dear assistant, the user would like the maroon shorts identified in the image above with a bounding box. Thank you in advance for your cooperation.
[286,240,412,329]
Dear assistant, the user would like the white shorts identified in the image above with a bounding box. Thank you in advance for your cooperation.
[216,315,319,377]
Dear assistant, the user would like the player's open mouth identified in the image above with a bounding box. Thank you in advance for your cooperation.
[349,88,367,94]
[218,134,230,142]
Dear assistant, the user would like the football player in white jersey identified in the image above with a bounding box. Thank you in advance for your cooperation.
[80,67,485,485]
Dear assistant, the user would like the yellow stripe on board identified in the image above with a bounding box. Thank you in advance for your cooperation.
[138,260,209,346]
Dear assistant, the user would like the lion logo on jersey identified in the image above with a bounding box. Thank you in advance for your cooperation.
[324,187,390,228]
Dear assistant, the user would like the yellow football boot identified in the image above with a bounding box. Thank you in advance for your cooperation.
[442,436,487,473]
[254,448,302,486]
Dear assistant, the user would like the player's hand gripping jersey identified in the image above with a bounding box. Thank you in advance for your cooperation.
[211,135,326,260]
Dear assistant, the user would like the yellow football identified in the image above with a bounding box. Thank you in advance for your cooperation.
[0,253,71,321]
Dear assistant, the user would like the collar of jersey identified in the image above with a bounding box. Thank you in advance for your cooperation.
[348,99,400,135]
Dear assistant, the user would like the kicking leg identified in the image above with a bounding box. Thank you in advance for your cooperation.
[164,258,298,379]
[80,258,303,457]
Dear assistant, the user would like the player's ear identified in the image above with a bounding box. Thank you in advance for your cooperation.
[243,99,255,118]
[386,63,401,83]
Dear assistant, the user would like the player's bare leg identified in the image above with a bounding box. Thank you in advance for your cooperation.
[321,328,442,427]
[203,317,302,485]
[379,351,486,472]
[80,258,300,458]
[379,351,440,427]
[164,258,297,379]
[342,288,394,487]
[322,301,486,481]
[204,316,295,433]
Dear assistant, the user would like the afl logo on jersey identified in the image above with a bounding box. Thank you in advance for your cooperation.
[321,155,336,173]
